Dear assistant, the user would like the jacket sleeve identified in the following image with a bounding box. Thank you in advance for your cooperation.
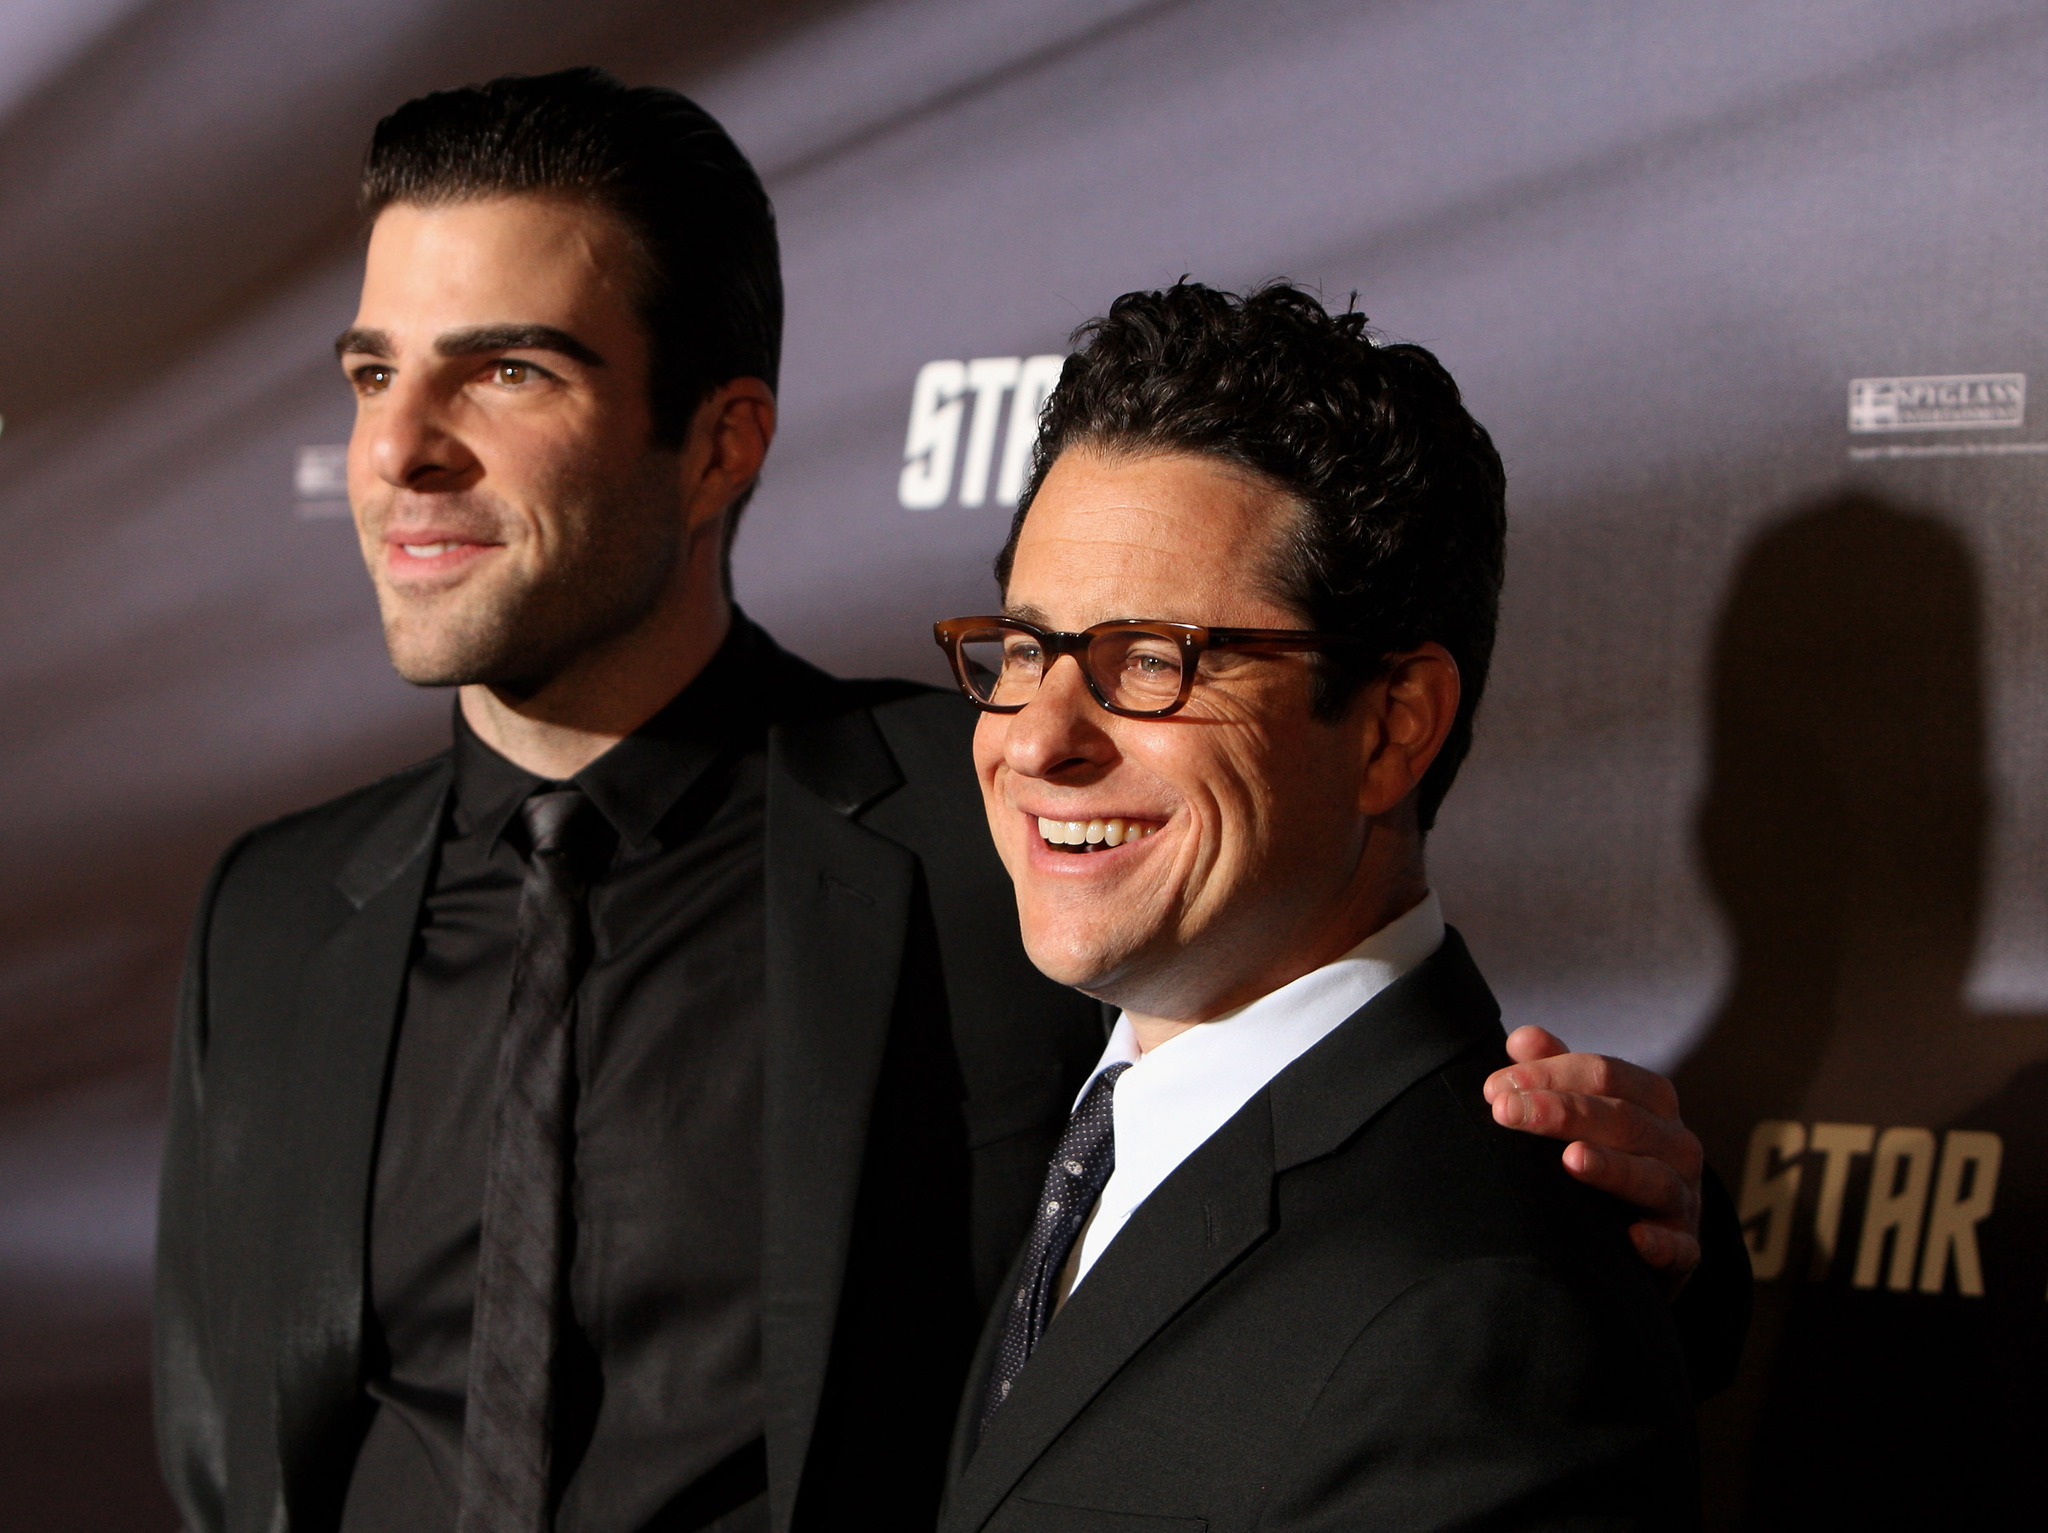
[153,839,246,1532]
[1265,1257,1696,1532]
[1670,1164,1753,1400]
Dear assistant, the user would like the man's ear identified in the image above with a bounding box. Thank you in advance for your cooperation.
[1357,643,1461,817]
[681,378,777,537]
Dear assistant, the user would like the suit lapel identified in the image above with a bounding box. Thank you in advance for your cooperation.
[944,930,1507,1533]
[761,702,913,1532]
[269,761,448,1526]
[946,1100,1277,1532]
[1266,929,1503,1173]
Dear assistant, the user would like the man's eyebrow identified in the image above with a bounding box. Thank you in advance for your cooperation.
[335,326,391,359]
[435,325,607,367]
[1004,602,1052,625]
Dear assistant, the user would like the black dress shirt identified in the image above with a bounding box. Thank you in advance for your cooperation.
[340,622,773,1533]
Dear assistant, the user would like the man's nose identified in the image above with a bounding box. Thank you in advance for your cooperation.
[1004,655,1115,779]
[359,373,480,491]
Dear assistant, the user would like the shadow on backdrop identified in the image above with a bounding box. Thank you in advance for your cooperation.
[1676,491,2048,1529]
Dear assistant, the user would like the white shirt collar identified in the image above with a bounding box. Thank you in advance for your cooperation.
[1067,891,1446,1292]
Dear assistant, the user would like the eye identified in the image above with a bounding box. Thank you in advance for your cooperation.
[1119,642,1182,678]
[493,361,533,387]
[350,364,394,394]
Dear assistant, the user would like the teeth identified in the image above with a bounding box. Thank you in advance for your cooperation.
[1036,815,1154,848]
[402,541,456,558]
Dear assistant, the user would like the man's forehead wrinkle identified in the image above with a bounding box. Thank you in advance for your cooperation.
[1021,521,1193,563]
[1016,536,1241,609]
[1064,494,1200,529]
[1041,490,1276,560]
[336,326,392,359]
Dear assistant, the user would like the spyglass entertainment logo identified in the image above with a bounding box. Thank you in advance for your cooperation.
[1844,372,2046,462]
[898,355,1064,511]
[1848,373,2024,433]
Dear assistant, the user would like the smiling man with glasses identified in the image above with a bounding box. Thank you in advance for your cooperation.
[935,282,1719,1532]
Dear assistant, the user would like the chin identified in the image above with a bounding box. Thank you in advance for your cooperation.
[383,638,463,686]
[1019,913,1144,997]
[379,598,549,690]
[383,624,489,687]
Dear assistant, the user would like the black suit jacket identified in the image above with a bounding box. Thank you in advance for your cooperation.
[941,932,1700,1533]
[152,634,1107,1533]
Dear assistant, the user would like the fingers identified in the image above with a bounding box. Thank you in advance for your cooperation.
[1561,1140,1695,1223]
[1566,1142,1704,1280]
[1628,1221,1703,1281]
[1484,1048,1681,1122]
[1503,1024,1570,1064]
[1490,1088,1705,1183]
[1491,1034,1709,1294]
[1483,1042,1710,1286]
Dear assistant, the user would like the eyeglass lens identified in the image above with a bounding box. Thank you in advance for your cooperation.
[954,624,1187,712]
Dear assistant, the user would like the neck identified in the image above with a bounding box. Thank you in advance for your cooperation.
[1119,826,1431,1055]
[461,554,733,781]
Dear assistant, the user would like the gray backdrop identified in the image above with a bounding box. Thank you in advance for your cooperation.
[3,1,2044,1524]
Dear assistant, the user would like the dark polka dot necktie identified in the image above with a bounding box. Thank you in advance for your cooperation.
[979,1061,1133,1437]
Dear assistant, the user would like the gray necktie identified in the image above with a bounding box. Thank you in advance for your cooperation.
[457,787,600,1533]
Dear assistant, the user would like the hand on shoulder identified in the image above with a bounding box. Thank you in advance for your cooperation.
[1483,1025,1706,1295]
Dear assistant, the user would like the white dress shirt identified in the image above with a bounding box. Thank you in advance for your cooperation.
[1064,891,1446,1295]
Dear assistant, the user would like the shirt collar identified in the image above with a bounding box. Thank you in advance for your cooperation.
[448,715,545,848]
[448,614,771,852]
[1062,891,1447,1295]
[1074,890,1448,1108]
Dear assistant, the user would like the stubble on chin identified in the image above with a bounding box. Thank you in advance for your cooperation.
[369,461,683,693]
[380,549,674,693]
[378,578,533,689]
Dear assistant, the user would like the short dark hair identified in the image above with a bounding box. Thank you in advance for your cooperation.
[996,281,1507,832]
[361,68,782,554]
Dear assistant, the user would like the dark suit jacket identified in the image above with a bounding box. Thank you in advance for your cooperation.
[941,932,1700,1533]
[152,633,1108,1533]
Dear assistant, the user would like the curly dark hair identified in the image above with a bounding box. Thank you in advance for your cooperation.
[994,281,1507,832]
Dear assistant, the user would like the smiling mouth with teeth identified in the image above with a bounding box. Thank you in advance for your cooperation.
[1036,815,1157,852]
